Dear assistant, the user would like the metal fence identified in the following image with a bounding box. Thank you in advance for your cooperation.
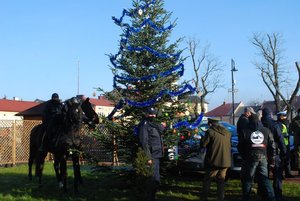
[0,120,116,166]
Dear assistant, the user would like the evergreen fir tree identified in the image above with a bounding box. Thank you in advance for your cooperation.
[97,0,202,165]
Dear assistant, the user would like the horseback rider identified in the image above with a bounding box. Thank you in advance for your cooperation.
[39,93,64,151]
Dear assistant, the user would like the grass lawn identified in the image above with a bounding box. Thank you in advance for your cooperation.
[0,163,299,201]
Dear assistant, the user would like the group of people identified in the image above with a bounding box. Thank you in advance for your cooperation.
[137,106,300,201]
[236,107,300,201]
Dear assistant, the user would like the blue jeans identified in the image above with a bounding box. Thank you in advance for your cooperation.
[241,155,275,201]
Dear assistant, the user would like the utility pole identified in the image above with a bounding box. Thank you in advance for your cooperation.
[77,59,80,95]
[231,59,238,125]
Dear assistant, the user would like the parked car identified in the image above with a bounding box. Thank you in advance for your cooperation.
[176,121,242,174]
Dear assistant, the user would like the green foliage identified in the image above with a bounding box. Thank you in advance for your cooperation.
[134,148,154,201]
[1,163,300,201]
[134,148,153,177]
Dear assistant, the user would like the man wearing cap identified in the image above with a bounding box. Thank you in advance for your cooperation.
[137,107,165,201]
[290,108,300,176]
[237,107,256,137]
[40,93,63,151]
[200,118,231,201]
[277,111,294,178]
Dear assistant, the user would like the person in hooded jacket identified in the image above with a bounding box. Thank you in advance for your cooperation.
[200,118,231,201]
[261,108,287,201]
[137,107,165,201]
[290,108,300,176]
[238,114,276,201]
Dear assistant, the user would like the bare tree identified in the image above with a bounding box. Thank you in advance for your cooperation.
[187,38,223,114]
[252,32,300,117]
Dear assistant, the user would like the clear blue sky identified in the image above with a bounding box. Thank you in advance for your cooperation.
[1,0,299,109]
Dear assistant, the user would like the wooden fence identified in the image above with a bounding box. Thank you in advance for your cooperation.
[0,120,117,166]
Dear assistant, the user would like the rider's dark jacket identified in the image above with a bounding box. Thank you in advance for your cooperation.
[43,99,63,125]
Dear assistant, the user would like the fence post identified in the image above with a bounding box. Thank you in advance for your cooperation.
[12,120,16,165]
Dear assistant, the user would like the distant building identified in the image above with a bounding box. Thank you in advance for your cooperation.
[15,95,115,120]
[0,98,39,120]
[83,96,114,117]
[184,95,209,114]
[205,101,244,125]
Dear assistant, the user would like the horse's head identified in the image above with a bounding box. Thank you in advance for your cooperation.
[64,97,83,129]
[80,97,99,128]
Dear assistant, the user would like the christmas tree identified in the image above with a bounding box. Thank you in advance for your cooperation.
[98,0,204,164]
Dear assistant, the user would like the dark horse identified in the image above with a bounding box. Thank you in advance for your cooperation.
[28,97,99,192]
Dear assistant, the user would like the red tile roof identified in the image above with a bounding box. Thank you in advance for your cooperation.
[88,96,114,107]
[206,102,240,117]
[16,102,46,116]
[0,99,39,113]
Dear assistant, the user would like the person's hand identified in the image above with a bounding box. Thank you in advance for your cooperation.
[269,157,275,169]
[161,122,167,128]
[147,160,153,165]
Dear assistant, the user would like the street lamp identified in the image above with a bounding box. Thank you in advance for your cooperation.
[231,59,238,125]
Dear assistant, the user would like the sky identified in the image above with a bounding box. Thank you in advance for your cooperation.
[1,0,299,110]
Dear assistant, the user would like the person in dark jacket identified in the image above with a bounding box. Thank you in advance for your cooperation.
[261,108,287,201]
[276,111,294,178]
[237,107,256,136]
[200,118,231,201]
[40,93,63,151]
[290,108,300,176]
[137,107,165,201]
[239,114,276,201]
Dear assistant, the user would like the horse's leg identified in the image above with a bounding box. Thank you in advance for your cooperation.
[28,144,36,181]
[36,151,47,187]
[60,154,68,192]
[72,152,81,192]
[53,155,61,184]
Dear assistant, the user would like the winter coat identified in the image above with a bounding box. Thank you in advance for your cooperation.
[290,115,300,146]
[138,119,164,159]
[237,114,249,136]
[202,123,231,168]
[261,108,286,158]
[42,99,63,125]
[238,120,276,163]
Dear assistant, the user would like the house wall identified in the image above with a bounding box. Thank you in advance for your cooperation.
[185,103,209,114]
[95,106,114,117]
[0,111,23,120]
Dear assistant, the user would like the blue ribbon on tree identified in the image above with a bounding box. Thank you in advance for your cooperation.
[113,63,184,87]
[173,113,204,129]
[125,83,196,108]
